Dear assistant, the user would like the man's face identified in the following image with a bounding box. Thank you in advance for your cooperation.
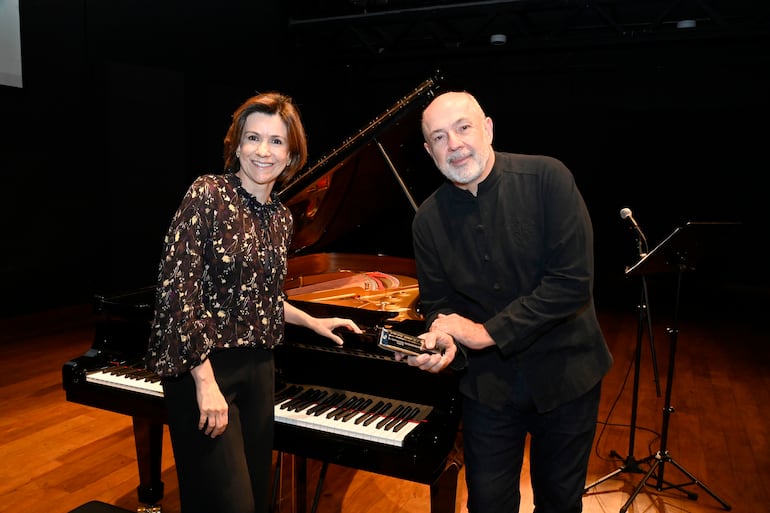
[421,92,494,189]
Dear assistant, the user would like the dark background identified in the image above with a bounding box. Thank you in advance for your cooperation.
[2,0,768,319]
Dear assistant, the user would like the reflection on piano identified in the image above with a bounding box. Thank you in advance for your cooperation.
[62,74,461,512]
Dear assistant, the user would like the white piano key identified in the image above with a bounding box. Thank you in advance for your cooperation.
[274,384,431,447]
[81,372,431,448]
[86,366,164,397]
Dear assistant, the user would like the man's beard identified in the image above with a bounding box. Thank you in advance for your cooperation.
[439,149,489,185]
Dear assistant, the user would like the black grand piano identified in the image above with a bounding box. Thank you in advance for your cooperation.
[62,75,463,513]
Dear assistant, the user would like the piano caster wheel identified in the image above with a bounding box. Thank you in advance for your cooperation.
[136,505,161,513]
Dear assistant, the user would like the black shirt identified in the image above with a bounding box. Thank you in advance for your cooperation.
[412,152,612,412]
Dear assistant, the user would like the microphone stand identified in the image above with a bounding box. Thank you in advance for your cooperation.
[584,231,661,493]
[618,222,733,512]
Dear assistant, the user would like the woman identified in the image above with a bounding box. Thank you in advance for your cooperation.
[146,92,361,513]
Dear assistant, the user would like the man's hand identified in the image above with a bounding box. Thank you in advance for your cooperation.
[395,330,456,373]
[429,313,495,350]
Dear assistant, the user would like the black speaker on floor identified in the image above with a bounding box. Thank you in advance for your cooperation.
[67,501,133,513]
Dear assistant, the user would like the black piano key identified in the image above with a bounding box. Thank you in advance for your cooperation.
[332,397,364,420]
[280,392,305,410]
[326,396,360,419]
[275,385,303,405]
[307,392,346,416]
[392,407,420,433]
[115,367,157,383]
[125,368,148,378]
[383,406,412,431]
[292,389,328,413]
[270,382,435,444]
[332,396,364,420]
[304,393,329,415]
[108,366,133,376]
[136,370,160,383]
[311,397,347,417]
[340,398,372,422]
[355,400,385,425]
[376,404,405,429]
[345,398,373,422]
[363,402,392,427]
[281,388,318,410]
[116,366,146,379]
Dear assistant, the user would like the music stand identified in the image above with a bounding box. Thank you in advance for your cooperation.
[584,223,662,494]
[618,221,736,512]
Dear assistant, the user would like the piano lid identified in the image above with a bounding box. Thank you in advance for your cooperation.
[85,76,446,346]
[278,73,445,258]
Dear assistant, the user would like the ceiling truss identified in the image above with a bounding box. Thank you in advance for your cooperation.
[288,0,770,60]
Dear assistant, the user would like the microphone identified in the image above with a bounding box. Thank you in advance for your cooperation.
[620,207,648,255]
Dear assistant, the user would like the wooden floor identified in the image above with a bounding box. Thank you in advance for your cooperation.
[1,285,767,513]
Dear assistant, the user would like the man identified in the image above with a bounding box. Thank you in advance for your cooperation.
[401,91,613,513]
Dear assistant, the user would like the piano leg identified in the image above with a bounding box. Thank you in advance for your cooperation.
[271,452,282,512]
[271,452,308,513]
[294,456,307,513]
[310,462,329,513]
[429,458,461,513]
[276,453,460,513]
[132,417,165,506]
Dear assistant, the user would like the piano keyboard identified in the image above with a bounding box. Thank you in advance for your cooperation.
[85,368,430,448]
[274,384,431,447]
[86,366,164,397]
[86,365,432,447]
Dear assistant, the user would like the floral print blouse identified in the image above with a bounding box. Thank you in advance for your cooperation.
[146,173,292,377]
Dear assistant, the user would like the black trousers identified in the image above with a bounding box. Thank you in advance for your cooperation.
[462,378,602,513]
[163,347,274,513]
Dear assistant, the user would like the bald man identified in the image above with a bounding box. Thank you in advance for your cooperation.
[403,91,613,513]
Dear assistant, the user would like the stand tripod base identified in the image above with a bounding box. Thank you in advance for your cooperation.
[584,452,655,493]
[619,451,731,513]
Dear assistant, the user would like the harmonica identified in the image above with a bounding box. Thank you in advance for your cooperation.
[377,328,439,356]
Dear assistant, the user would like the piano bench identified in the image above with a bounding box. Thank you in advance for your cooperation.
[67,501,134,513]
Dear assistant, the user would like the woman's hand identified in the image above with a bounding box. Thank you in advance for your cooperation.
[191,359,229,438]
[312,317,363,345]
[284,302,362,345]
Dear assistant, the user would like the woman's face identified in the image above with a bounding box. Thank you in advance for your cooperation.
[235,111,290,197]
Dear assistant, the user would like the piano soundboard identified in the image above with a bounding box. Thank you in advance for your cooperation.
[85,365,431,448]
